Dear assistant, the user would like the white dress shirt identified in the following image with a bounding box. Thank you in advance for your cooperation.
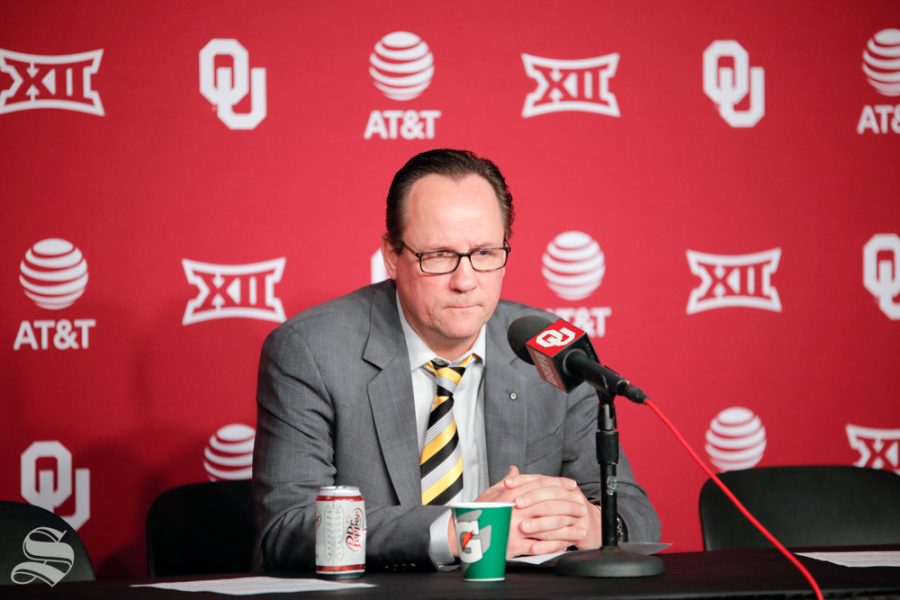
[396,298,488,568]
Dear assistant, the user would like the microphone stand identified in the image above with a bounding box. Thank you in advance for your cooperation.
[555,386,664,578]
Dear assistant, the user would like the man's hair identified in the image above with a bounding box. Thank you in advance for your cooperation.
[385,148,515,249]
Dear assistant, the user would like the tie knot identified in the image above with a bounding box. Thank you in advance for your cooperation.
[424,354,475,395]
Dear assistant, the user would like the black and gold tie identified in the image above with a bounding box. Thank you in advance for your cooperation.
[420,354,475,505]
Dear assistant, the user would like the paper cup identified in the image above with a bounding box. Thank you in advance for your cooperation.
[451,502,514,581]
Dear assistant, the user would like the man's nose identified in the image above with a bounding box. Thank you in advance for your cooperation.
[449,256,478,291]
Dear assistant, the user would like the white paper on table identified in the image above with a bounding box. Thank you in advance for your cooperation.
[508,542,672,566]
[507,550,569,565]
[797,551,900,568]
[132,576,376,595]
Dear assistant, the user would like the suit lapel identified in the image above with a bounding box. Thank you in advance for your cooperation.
[363,282,421,505]
[484,309,528,485]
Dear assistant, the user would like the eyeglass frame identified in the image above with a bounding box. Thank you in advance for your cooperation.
[397,241,512,274]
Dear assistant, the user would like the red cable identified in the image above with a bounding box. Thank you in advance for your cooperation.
[643,399,823,600]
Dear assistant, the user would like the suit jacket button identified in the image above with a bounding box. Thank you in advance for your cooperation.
[509,392,518,400]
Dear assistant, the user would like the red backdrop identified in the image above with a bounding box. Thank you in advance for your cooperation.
[1,0,898,578]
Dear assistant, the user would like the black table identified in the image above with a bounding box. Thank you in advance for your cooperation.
[4,549,900,599]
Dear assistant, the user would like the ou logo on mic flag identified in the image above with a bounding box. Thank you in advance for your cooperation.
[199,39,267,130]
[535,326,576,348]
[703,40,765,128]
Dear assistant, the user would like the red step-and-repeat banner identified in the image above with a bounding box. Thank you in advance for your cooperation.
[1,0,898,577]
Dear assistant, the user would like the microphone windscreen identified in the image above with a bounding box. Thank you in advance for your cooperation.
[506,315,552,364]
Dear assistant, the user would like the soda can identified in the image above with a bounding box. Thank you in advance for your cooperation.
[315,485,366,578]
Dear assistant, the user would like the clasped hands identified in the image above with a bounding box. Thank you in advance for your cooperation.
[449,465,603,558]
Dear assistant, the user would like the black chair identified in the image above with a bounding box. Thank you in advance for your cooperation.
[0,501,94,585]
[699,465,900,551]
[146,480,255,577]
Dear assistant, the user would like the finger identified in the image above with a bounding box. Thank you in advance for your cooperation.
[480,487,520,504]
[505,523,538,558]
[478,470,518,501]
[519,514,581,536]
[516,500,590,527]
[505,478,579,500]
[526,525,587,544]
[528,539,569,556]
[506,473,577,491]
[515,488,589,511]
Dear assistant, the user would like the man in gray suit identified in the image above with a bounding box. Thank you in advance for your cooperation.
[253,149,660,572]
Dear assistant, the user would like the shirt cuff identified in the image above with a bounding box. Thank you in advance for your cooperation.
[428,510,458,571]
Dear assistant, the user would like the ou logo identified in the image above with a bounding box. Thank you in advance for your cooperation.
[199,39,267,130]
[703,40,765,128]
[21,441,90,530]
[864,233,900,320]
[535,327,576,348]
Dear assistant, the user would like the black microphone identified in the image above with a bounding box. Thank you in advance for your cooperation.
[507,315,647,403]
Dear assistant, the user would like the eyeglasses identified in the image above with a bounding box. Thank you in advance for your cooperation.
[399,242,511,274]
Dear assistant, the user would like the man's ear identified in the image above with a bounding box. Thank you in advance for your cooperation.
[381,235,398,279]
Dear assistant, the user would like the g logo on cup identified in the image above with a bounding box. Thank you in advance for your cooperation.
[456,510,492,564]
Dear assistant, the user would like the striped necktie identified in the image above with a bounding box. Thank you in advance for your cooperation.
[420,354,475,505]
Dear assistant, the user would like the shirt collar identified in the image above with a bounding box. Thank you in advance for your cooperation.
[396,293,486,370]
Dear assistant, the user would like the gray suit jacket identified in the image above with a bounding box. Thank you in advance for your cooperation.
[253,280,660,571]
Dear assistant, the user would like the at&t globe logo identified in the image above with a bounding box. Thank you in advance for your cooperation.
[364,31,441,141]
[862,28,900,97]
[204,424,254,481]
[705,407,767,472]
[19,238,88,310]
[857,28,900,135]
[14,238,96,351]
[542,231,605,301]
[369,31,434,101]
[542,231,611,338]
